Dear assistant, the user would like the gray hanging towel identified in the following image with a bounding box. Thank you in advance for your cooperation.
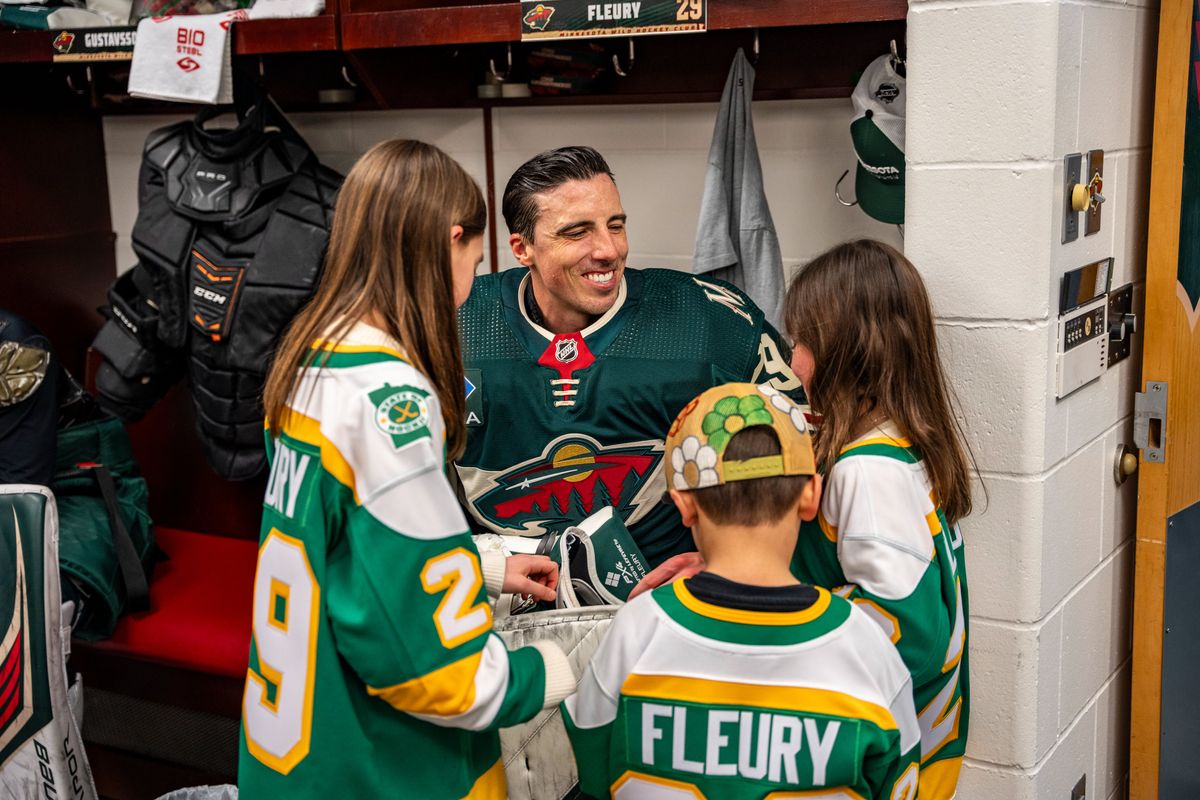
[692,47,785,330]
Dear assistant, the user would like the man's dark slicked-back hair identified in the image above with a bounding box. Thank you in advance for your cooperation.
[502,146,615,242]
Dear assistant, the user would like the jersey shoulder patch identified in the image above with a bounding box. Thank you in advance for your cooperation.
[367,382,433,451]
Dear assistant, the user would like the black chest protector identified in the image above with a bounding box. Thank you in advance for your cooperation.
[91,104,342,480]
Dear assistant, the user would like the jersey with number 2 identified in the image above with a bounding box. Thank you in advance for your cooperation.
[237,322,556,799]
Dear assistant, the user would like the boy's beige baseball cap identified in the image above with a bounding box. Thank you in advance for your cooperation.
[665,383,816,491]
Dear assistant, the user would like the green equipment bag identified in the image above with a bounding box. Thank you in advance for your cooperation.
[52,416,155,640]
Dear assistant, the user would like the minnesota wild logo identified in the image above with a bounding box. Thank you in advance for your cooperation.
[457,434,663,537]
[369,384,430,449]
[522,2,555,30]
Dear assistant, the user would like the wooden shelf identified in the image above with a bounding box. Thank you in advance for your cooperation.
[234,14,338,54]
[340,0,907,51]
[0,2,903,111]
[338,22,902,109]
[0,28,58,64]
[0,13,336,65]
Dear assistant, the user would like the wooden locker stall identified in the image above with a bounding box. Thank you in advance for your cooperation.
[1,3,905,795]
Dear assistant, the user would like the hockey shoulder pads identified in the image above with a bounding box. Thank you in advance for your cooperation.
[132,108,314,350]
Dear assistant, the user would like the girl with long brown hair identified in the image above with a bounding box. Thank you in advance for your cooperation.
[239,140,574,799]
[785,239,973,799]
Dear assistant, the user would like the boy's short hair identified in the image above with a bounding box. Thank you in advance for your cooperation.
[690,426,810,526]
[665,382,816,526]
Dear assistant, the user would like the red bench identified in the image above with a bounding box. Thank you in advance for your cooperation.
[70,387,266,800]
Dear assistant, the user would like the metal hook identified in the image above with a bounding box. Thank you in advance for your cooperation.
[66,65,93,95]
[835,170,858,207]
[889,38,905,75]
[341,65,358,88]
[613,38,635,77]
[489,43,513,81]
[751,29,759,65]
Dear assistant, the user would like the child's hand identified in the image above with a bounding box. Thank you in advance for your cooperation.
[503,554,559,603]
[628,551,706,599]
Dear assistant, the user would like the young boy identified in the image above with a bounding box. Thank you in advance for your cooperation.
[561,383,920,799]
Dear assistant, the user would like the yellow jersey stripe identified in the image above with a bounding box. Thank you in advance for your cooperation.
[368,650,482,718]
[818,510,839,543]
[840,435,913,454]
[460,759,506,800]
[674,581,831,626]
[311,338,410,362]
[916,755,963,800]
[621,674,898,731]
[611,771,706,798]
[279,409,360,504]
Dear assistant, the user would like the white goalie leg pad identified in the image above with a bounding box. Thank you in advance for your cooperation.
[495,606,617,800]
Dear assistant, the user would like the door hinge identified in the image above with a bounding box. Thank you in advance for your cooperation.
[1134,381,1168,463]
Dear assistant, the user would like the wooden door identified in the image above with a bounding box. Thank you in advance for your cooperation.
[1129,1,1200,797]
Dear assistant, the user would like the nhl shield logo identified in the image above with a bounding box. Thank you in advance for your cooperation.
[555,338,578,364]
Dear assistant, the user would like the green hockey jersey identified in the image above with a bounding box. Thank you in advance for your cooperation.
[237,321,574,800]
[790,425,969,799]
[455,267,805,567]
[561,576,921,799]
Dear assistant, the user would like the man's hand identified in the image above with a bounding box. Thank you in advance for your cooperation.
[503,554,559,603]
[628,551,706,599]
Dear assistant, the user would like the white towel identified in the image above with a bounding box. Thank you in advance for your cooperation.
[248,0,322,20]
[127,9,247,104]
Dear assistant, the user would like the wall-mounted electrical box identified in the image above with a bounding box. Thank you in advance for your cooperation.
[1057,258,1112,399]
[1107,282,1136,367]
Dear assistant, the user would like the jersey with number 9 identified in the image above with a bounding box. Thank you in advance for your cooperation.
[237,324,573,799]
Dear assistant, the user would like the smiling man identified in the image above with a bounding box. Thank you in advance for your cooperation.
[455,146,805,567]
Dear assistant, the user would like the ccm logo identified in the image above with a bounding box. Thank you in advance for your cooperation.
[193,286,227,305]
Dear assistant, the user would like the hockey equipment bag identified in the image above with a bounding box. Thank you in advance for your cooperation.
[52,417,154,640]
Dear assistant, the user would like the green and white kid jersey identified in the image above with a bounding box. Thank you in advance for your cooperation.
[456,267,805,567]
[561,577,921,800]
[790,426,969,799]
[237,321,574,800]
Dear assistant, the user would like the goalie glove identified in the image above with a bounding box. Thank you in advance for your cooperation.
[550,506,650,609]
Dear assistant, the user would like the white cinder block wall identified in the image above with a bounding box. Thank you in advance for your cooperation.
[906,1,1156,798]
[102,10,1157,793]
